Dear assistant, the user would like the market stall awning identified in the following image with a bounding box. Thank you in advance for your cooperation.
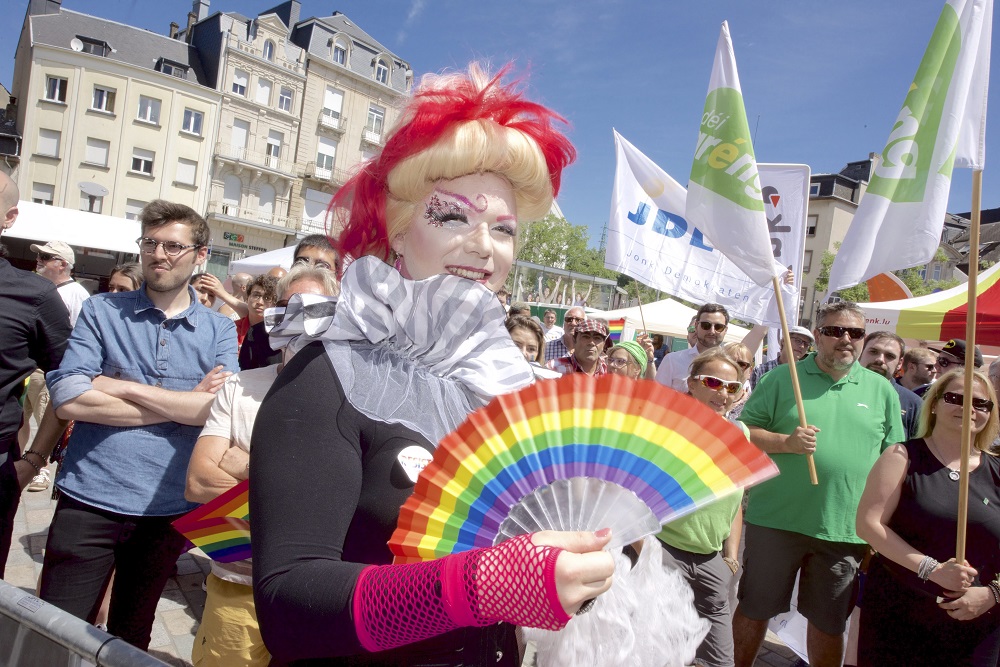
[588,298,750,342]
[7,201,140,254]
[858,263,1000,345]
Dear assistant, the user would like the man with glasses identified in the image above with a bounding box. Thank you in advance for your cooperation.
[749,325,814,390]
[656,303,729,392]
[914,338,985,397]
[41,200,238,650]
[897,347,938,393]
[293,234,340,275]
[545,305,585,362]
[733,302,904,667]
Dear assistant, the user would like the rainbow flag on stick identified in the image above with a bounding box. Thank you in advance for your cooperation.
[173,480,251,563]
[607,318,625,343]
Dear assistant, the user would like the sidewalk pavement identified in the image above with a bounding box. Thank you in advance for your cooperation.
[5,467,801,667]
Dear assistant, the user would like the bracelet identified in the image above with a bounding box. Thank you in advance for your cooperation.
[989,582,1000,606]
[917,555,940,581]
[19,453,42,476]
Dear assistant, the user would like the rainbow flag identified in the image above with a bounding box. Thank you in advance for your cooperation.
[607,318,625,343]
[173,480,251,563]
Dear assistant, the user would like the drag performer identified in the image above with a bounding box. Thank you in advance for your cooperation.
[249,64,615,666]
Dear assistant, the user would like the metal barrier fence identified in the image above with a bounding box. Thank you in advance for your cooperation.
[0,578,168,666]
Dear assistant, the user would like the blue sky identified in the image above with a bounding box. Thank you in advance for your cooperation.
[1,0,996,247]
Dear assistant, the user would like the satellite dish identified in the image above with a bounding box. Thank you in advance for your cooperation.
[78,181,109,197]
[70,37,84,52]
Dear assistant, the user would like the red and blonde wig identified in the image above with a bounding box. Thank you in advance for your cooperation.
[333,63,575,267]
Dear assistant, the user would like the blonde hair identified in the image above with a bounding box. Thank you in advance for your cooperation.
[689,347,747,384]
[918,369,999,453]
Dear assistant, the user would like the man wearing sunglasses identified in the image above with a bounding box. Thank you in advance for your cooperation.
[897,347,938,393]
[656,303,729,392]
[914,338,985,397]
[42,200,239,650]
[544,305,585,362]
[748,325,814,391]
[733,302,905,667]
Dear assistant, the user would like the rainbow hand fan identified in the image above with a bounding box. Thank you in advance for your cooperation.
[390,373,777,563]
[172,480,251,563]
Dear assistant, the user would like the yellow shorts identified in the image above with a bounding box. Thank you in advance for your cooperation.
[192,573,270,667]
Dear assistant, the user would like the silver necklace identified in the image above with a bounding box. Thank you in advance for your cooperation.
[926,437,973,481]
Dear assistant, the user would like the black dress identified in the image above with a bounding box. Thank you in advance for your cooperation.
[859,439,1000,667]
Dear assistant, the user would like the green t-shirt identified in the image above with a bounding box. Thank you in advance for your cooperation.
[657,419,748,554]
[739,353,905,544]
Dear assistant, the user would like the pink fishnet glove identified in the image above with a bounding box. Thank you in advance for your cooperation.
[353,534,570,653]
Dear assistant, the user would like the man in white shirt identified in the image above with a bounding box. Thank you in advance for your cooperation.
[655,303,729,393]
[541,309,563,342]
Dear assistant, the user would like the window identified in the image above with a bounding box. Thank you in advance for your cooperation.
[799,287,808,318]
[932,264,942,281]
[222,175,242,215]
[806,214,818,236]
[79,192,103,213]
[809,182,821,197]
[84,137,110,167]
[255,77,272,105]
[375,59,389,84]
[303,187,332,229]
[231,119,250,156]
[265,130,282,167]
[263,40,275,61]
[91,86,115,113]
[322,87,344,124]
[175,158,197,185]
[182,108,203,135]
[316,136,337,171]
[131,148,154,175]
[365,104,385,140]
[79,37,110,57]
[44,76,67,103]
[278,86,293,113]
[232,69,248,96]
[136,96,161,124]
[37,128,60,157]
[125,198,147,220]
[333,44,346,65]
[802,250,813,273]
[159,60,188,78]
[32,183,54,206]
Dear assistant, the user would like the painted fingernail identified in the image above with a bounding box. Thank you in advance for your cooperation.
[595,527,611,538]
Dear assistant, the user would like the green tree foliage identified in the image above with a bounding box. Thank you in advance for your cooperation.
[516,215,590,269]
[814,243,961,302]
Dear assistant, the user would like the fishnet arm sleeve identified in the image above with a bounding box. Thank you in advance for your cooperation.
[353,534,572,653]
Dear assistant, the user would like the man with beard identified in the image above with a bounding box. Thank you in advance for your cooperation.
[656,303,729,392]
[860,331,922,439]
[41,200,238,650]
[733,302,904,667]
[546,319,609,376]
[897,347,937,393]
[545,305,584,362]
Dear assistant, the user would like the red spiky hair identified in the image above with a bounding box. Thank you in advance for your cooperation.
[333,63,576,266]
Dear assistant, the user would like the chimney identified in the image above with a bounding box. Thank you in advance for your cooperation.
[193,0,210,22]
[169,21,179,39]
[186,11,196,35]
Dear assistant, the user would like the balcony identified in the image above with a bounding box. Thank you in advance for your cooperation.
[210,201,295,230]
[361,129,382,148]
[214,143,293,177]
[228,35,304,76]
[318,110,347,134]
[304,161,350,185]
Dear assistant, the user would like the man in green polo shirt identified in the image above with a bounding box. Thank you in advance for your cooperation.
[732,302,904,667]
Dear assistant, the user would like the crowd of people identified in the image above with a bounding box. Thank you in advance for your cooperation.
[0,60,998,667]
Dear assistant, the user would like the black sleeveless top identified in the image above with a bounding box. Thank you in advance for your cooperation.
[881,438,1000,597]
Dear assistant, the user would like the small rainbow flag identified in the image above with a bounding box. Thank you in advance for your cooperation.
[607,318,625,343]
[173,480,251,563]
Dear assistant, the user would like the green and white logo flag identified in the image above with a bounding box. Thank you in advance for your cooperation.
[686,21,784,287]
[828,0,991,292]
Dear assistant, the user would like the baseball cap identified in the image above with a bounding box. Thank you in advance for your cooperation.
[30,240,75,266]
[573,319,609,339]
[930,339,984,368]
[786,325,814,343]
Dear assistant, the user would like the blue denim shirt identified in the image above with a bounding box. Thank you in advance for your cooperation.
[48,286,238,516]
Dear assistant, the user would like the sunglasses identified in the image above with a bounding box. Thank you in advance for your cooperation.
[735,360,752,371]
[818,325,866,340]
[36,253,58,262]
[292,256,336,271]
[698,321,727,332]
[935,356,962,369]
[564,316,584,323]
[941,391,994,413]
[692,374,743,394]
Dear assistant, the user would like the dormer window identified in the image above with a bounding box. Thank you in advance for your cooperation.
[78,36,110,57]
[263,40,275,61]
[157,58,188,79]
[375,59,389,84]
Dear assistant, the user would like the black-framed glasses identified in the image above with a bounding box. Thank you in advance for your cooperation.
[942,391,994,413]
[136,237,202,256]
[698,321,727,332]
[789,337,812,348]
[608,357,631,368]
[936,356,962,369]
[692,374,742,394]
[818,325,865,340]
[564,316,584,323]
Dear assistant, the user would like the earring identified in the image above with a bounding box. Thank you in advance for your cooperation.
[393,253,403,272]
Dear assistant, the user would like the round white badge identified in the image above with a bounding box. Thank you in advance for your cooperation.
[397,445,433,483]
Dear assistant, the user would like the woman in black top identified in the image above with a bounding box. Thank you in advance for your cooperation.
[249,64,615,666]
[857,368,1000,666]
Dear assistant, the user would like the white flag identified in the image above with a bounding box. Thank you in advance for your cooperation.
[828,0,992,292]
[686,21,784,287]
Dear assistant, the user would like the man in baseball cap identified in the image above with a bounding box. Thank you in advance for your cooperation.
[29,241,89,328]
[546,317,609,377]
[748,325,814,390]
[30,240,75,266]
[913,338,984,397]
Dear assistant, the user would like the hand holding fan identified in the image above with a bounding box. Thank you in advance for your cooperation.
[390,373,777,563]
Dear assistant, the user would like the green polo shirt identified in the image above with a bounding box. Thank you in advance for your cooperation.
[740,353,905,544]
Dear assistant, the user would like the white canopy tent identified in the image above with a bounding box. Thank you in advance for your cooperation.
[227,246,295,276]
[587,297,750,343]
[8,201,140,253]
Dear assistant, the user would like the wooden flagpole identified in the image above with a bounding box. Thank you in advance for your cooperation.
[772,277,818,485]
[956,169,983,563]
[634,285,649,334]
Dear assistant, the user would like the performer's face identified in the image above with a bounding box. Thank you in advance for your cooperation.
[391,172,516,293]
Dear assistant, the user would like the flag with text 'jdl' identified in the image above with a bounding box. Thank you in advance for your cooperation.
[686,20,783,288]
[827,0,992,293]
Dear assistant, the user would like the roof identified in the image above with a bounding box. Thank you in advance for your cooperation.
[317,12,396,60]
[31,9,210,86]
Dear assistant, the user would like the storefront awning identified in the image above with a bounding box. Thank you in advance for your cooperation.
[6,201,141,254]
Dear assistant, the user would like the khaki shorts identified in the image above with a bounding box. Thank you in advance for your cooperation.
[191,573,270,667]
[737,523,866,635]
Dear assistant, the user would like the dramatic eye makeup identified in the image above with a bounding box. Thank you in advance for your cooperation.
[423,187,517,237]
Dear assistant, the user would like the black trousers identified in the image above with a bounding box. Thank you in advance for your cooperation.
[0,433,20,578]
[38,493,187,650]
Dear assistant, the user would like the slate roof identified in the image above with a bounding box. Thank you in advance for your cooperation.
[318,12,396,60]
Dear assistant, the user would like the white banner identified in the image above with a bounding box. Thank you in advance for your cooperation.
[606,131,809,328]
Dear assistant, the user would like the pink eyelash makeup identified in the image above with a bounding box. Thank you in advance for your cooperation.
[423,188,490,227]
